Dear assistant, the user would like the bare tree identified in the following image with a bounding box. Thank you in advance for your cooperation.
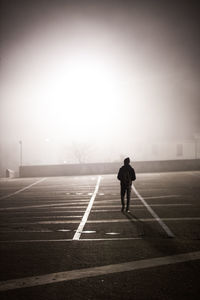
[71,142,94,164]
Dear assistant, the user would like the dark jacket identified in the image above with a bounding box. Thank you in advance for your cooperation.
[117,165,136,187]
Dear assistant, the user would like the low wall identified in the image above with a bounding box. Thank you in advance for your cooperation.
[19,159,200,177]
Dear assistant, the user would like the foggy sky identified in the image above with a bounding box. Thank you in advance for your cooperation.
[0,0,200,169]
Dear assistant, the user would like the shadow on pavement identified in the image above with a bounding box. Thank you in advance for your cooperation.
[122,211,145,237]
[122,211,184,256]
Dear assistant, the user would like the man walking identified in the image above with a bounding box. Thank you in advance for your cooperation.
[117,157,136,212]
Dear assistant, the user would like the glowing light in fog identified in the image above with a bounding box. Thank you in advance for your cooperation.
[36,52,123,142]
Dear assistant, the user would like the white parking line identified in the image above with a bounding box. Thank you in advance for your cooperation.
[0,178,46,200]
[1,203,188,212]
[0,251,199,291]
[73,176,102,240]
[132,185,175,238]
[0,195,181,211]
[93,204,191,209]
[188,171,200,177]
[92,204,190,208]
[1,217,199,225]
[95,195,181,201]
[0,230,54,233]
[9,216,83,219]
[79,238,142,241]
[0,203,87,211]
[0,210,86,214]
[140,195,180,200]
[0,237,142,243]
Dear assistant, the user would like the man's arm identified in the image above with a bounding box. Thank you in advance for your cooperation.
[117,168,122,180]
[131,168,136,181]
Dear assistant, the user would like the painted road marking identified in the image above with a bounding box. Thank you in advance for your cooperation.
[0,196,181,211]
[2,203,187,214]
[80,231,96,234]
[139,195,180,200]
[132,185,175,238]
[92,204,191,209]
[0,210,86,214]
[0,203,88,211]
[92,204,190,208]
[0,178,46,200]
[1,217,200,226]
[0,230,54,233]
[10,216,83,219]
[79,238,141,241]
[0,251,199,291]
[89,195,180,201]
[189,171,200,177]
[96,195,181,201]
[73,176,102,240]
[0,237,142,243]
[86,217,200,223]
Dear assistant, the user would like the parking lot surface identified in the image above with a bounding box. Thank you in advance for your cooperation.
[0,171,200,299]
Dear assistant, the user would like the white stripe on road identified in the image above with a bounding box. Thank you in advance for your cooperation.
[132,185,175,238]
[141,203,191,207]
[0,178,46,200]
[94,195,181,201]
[0,203,87,211]
[138,195,180,200]
[79,238,141,241]
[0,210,86,214]
[188,171,200,177]
[85,217,200,223]
[93,203,191,209]
[3,216,82,219]
[0,204,191,214]
[0,251,199,291]
[1,217,200,226]
[92,204,190,208]
[0,195,181,211]
[0,237,142,243]
[73,176,102,240]
[0,230,54,233]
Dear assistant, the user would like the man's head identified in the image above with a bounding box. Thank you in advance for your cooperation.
[124,157,130,165]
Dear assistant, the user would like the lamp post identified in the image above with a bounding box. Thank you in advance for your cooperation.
[194,133,200,159]
[19,140,22,166]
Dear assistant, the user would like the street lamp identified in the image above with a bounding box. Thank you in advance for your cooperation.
[19,140,22,166]
[193,133,200,159]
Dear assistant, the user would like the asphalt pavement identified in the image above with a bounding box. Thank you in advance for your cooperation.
[0,171,200,299]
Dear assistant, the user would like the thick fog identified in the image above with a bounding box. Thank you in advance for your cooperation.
[0,0,199,174]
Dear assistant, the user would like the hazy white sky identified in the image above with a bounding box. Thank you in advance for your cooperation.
[0,0,199,166]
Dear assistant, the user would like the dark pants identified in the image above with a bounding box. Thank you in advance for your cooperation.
[120,184,131,209]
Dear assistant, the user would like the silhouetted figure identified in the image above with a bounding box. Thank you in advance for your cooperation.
[117,157,136,212]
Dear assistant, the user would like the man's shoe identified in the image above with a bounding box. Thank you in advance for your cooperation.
[126,208,130,213]
[121,206,125,212]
